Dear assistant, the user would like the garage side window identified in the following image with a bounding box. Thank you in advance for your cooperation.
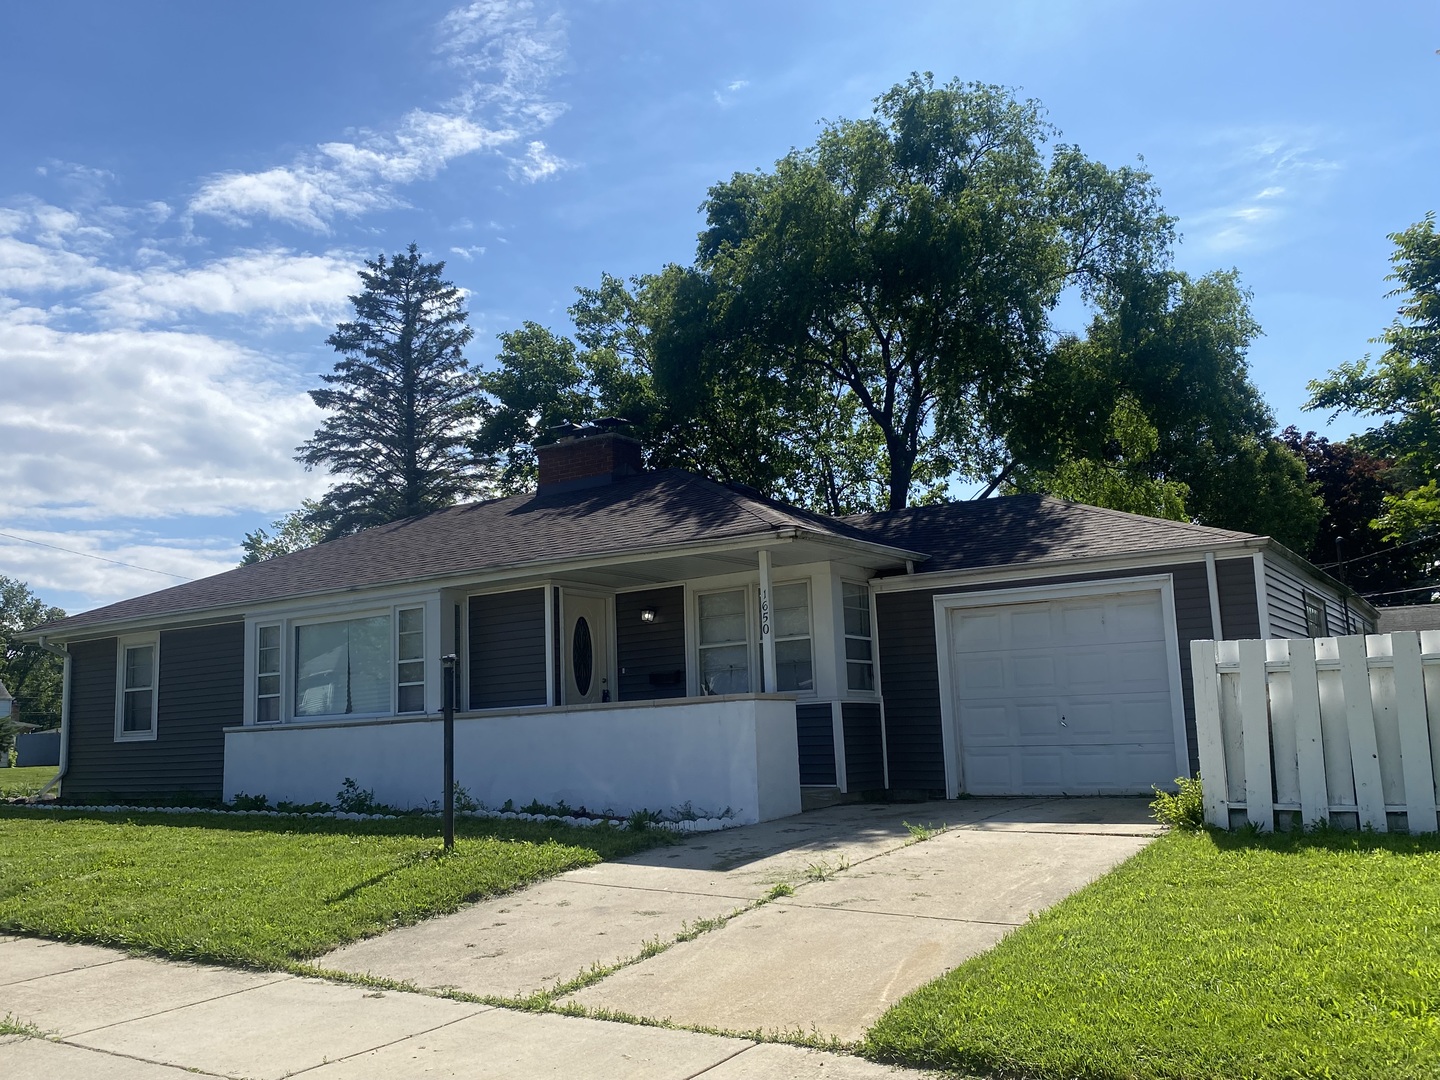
[773,581,814,692]
[698,589,750,695]
[843,582,875,691]
[1303,591,1328,637]
[256,624,281,723]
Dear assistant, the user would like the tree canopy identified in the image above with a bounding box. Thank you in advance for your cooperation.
[1307,214,1440,544]
[0,576,65,729]
[297,244,479,539]
[651,74,1176,510]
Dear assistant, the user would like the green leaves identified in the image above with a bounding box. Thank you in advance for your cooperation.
[0,576,64,729]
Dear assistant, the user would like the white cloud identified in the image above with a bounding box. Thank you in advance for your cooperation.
[714,78,750,107]
[191,1,570,231]
[1182,129,1342,255]
[0,314,328,524]
[0,529,244,612]
[512,140,566,182]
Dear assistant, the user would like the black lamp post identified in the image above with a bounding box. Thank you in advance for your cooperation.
[441,653,456,851]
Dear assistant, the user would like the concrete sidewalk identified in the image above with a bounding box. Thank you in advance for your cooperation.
[0,937,925,1079]
[323,798,1162,1041]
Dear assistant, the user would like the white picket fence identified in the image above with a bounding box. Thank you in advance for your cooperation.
[1191,632,1440,833]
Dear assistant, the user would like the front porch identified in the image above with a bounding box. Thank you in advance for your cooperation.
[223,693,802,824]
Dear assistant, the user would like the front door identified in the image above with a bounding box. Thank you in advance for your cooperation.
[563,592,611,705]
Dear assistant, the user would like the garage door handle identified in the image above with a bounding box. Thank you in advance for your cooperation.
[1060,717,1067,727]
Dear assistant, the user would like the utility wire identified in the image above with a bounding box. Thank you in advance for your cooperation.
[0,530,193,582]
[1316,529,1440,571]
[1360,581,1440,600]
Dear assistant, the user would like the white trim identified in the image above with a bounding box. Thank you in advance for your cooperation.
[870,541,1261,594]
[694,584,757,696]
[831,700,847,792]
[931,574,1189,799]
[1204,552,1223,640]
[1253,551,1272,639]
[544,586,557,707]
[840,579,879,697]
[114,633,160,742]
[758,551,776,693]
[869,581,890,790]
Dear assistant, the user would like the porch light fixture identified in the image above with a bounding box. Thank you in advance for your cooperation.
[640,608,657,623]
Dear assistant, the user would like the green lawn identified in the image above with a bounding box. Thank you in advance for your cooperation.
[0,766,55,799]
[0,808,672,969]
[865,828,1440,1080]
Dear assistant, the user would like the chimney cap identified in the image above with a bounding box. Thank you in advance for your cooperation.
[545,417,633,442]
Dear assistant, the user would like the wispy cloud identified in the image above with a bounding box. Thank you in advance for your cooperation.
[190,0,570,231]
[713,78,750,107]
[1182,129,1342,255]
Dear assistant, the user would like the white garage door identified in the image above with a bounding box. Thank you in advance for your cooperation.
[947,589,1181,796]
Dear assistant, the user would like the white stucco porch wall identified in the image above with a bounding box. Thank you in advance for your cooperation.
[222,695,802,824]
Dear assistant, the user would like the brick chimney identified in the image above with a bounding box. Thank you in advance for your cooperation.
[536,428,644,494]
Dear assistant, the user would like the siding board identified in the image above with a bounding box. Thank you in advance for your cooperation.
[797,702,837,786]
[469,589,548,709]
[841,701,884,790]
[63,623,243,800]
[877,562,1227,793]
[616,587,687,701]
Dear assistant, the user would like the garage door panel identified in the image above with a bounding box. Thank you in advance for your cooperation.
[948,587,1179,797]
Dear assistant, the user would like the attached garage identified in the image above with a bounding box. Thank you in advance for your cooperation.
[934,578,1189,797]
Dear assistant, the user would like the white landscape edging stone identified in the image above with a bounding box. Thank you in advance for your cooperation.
[9,800,741,833]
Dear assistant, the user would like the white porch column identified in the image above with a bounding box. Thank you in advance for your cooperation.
[758,549,777,693]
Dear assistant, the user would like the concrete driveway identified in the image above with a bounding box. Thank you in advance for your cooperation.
[324,797,1162,1041]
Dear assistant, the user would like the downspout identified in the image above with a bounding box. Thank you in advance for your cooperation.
[32,638,69,800]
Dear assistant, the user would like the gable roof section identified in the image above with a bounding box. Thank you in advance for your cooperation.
[846,495,1256,574]
[36,470,904,637]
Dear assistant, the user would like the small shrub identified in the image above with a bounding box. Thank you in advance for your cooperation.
[627,808,662,832]
[275,800,332,814]
[230,792,270,811]
[1151,774,1205,829]
[452,783,480,814]
[335,778,382,814]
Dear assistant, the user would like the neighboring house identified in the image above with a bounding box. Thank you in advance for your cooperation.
[1376,605,1440,633]
[0,679,11,721]
[23,428,1376,822]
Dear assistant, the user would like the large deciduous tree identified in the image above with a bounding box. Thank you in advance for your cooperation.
[297,245,478,538]
[1307,214,1440,543]
[0,576,65,729]
[651,74,1175,510]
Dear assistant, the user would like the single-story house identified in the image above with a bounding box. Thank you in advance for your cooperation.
[24,428,1376,822]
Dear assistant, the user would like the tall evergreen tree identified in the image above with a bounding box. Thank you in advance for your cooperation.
[298,245,478,538]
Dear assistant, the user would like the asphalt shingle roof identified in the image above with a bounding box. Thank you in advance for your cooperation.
[845,494,1255,574]
[38,470,895,636]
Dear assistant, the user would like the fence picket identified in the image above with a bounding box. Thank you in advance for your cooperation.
[1239,639,1273,831]
[1338,635,1388,831]
[1190,639,1229,828]
[1267,639,1300,809]
[1287,638,1328,827]
[1390,631,1437,833]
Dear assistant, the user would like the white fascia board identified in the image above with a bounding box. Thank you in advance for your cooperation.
[25,531,820,645]
[869,537,1266,594]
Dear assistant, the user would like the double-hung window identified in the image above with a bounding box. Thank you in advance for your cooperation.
[698,589,751,695]
[396,607,426,713]
[772,581,814,692]
[256,625,281,723]
[843,582,876,691]
[116,636,159,741]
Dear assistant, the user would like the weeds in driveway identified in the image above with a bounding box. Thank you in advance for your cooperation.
[865,827,1440,1080]
[0,1013,43,1038]
[765,882,795,900]
[803,857,850,882]
[902,821,946,843]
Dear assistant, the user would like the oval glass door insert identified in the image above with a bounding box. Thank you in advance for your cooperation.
[572,616,593,696]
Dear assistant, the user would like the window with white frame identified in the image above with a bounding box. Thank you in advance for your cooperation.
[295,615,392,717]
[256,624,281,723]
[116,637,158,740]
[772,581,814,692]
[698,589,751,695]
[397,607,426,713]
[842,582,875,691]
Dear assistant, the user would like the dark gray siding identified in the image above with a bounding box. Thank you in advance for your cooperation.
[1215,557,1262,639]
[876,562,1226,793]
[841,701,884,790]
[469,588,548,709]
[616,587,687,701]
[64,623,243,800]
[796,702,837,786]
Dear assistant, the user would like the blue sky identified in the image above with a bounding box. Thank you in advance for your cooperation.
[1,1,1436,613]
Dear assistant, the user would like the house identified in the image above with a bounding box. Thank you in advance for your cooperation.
[22,428,1376,822]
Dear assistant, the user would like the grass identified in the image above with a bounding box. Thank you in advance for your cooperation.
[0,806,674,969]
[864,827,1440,1080]
[1,1013,43,1038]
[0,766,55,799]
